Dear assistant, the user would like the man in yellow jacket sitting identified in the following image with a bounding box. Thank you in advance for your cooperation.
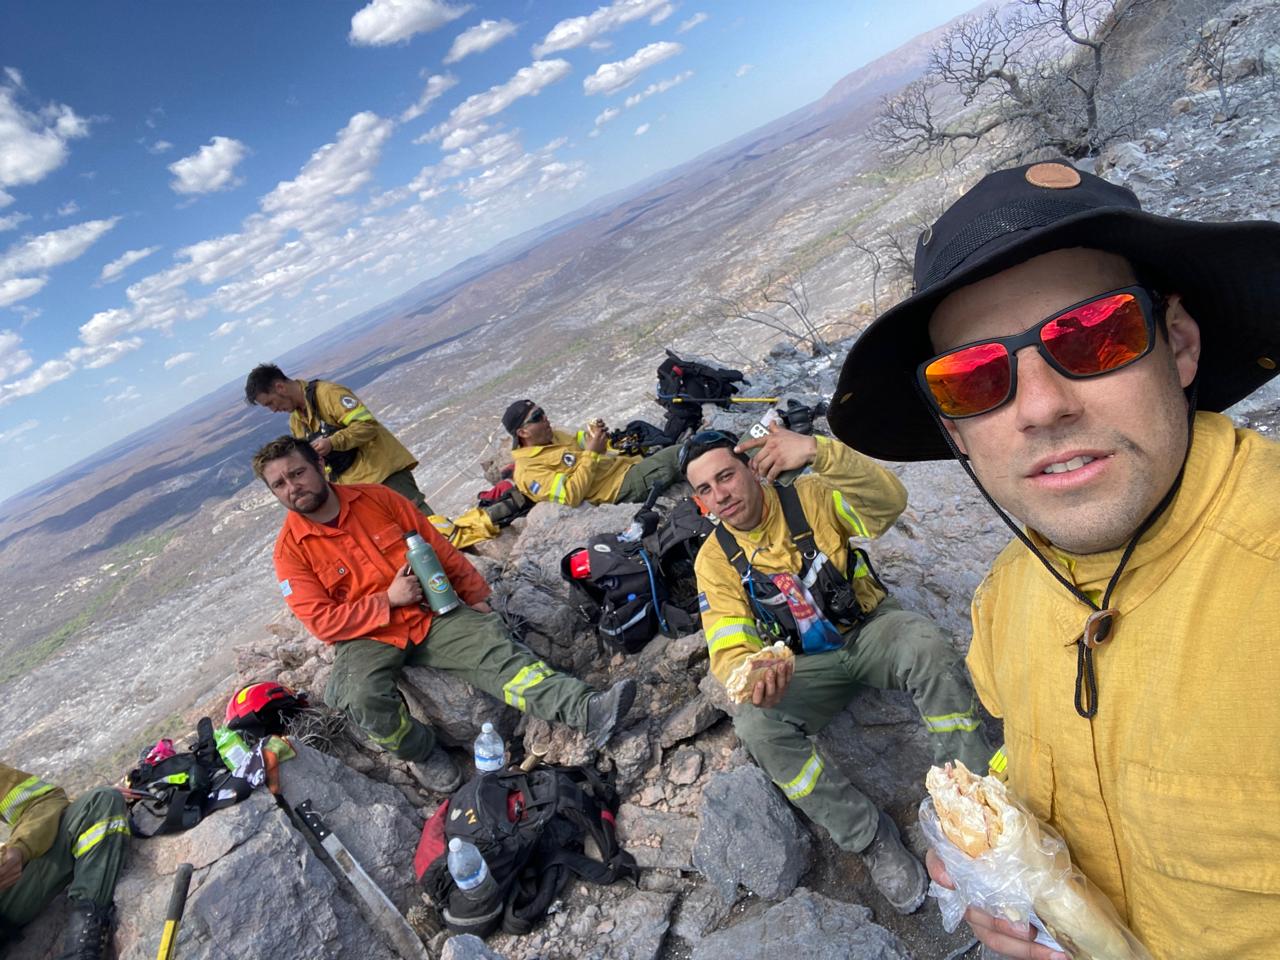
[503,399,682,506]
[683,425,993,917]
[829,161,1280,960]
[0,763,128,959]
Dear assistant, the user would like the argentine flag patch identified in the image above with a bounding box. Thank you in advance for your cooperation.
[697,592,709,613]
[530,480,541,494]
[280,579,293,597]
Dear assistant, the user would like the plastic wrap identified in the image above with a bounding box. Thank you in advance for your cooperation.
[919,774,1152,960]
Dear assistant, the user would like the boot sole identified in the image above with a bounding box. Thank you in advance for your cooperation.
[590,679,637,749]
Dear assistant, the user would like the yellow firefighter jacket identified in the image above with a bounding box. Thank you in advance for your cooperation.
[696,436,906,686]
[511,428,639,506]
[287,379,416,486]
[967,412,1280,959]
[0,763,69,865]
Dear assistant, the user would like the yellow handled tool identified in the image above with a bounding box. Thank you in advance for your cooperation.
[156,862,194,960]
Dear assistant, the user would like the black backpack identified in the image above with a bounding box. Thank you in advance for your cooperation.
[655,350,747,410]
[125,718,253,838]
[304,379,360,478]
[417,766,637,937]
[560,498,712,654]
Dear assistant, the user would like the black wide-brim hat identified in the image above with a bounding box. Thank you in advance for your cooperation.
[828,161,1280,461]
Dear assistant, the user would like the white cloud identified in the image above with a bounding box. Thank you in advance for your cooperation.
[163,351,195,369]
[438,123,488,151]
[349,0,470,46]
[105,384,141,403]
[429,60,570,140]
[147,139,173,155]
[210,319,239,337]
[594,107,621,128]
[735,63,754,78]
[56,200,79,217]
[583,42,682,96]
[0,76,90,192]
[400,73,458,123]
[0,218,118,291]
[0,190,12,208]
[168,136,248,195]
[445,19,517,64]
[0,417,37,443]
[66,337,142,369]
[99,245,160,283]
[649,4,674,24]
[677,12,708,32]
[587,40,613,52]
[0,330,32,379]
[77,307,135,346]
[0,212,27,232]
[261,112,394,231]
[0,358,73,406]
[0,276,46,307]
[624,70,693,108]
[634,123,651,136]
[534,0,673,56]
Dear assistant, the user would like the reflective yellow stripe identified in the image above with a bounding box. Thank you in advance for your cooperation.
[988,745,1007,775]
[0,776,56,824]
[339,404,374,425]
[503,660,555,710]
[707,616,761,656]
[777,747,824,800]
[850,552,870,579]
[72,815,129,858]
[832,491,868,538]
[372,704,414,751]
[550,473,568,504]
[922,705,982,733]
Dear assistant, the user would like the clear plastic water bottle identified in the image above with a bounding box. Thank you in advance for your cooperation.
[473,722,504,773]
[448,837,497,902]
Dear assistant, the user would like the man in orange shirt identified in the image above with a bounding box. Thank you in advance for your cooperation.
[254,436,636,792]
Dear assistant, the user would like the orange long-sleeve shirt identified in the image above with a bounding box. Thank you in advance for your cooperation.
[272,483,491,647]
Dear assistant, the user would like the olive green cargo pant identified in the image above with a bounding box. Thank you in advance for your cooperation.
[0,788,128,929]
[733,600,993,853]
[616,445,683,502]
[381,467,433,516]
[326,607,592,761]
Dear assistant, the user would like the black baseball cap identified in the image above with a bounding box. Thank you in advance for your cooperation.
[502,399,536,448]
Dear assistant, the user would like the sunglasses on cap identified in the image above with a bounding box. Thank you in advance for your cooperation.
[917,285,1164,420]
[521,407,546,426]
[677,429,741,473]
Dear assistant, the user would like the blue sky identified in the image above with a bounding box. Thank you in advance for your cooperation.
[0,0,976,504]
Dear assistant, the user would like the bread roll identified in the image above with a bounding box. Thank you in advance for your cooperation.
[724,642,794,704]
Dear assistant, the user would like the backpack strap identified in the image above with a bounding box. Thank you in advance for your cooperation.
[714,523,751,579]
[774,482,818,579]
[305,379,344,432]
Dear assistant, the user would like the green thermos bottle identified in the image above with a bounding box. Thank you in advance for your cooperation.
[403,532,460,615]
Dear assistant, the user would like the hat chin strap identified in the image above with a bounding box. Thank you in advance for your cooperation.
[922,381,1198,720]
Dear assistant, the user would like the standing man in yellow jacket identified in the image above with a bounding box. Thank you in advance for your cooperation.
[502,400,682,506]
[245,363,432,514]
[829,161,1280,960]
[682,427,993,916]
[0,763,128,958]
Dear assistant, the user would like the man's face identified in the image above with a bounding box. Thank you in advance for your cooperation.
[686,447,765,530]
[261,451,332,515]
[516,405,554,446]
[928,248,1201,554]
[254,381,298,413]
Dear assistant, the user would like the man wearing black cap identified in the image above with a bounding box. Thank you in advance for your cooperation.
[829,160,1280,959]
[502,400,683,506]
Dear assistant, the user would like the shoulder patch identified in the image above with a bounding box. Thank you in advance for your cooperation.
[697,592,709,613]
[340,395,358,410]
[279,579,292,597]
[562,452,576,467]
[530,480,541,494]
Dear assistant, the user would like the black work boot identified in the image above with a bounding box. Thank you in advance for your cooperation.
[584,678,637,749]
[59,899,116,960]
[409,746,462,794]
[857,811,928,915]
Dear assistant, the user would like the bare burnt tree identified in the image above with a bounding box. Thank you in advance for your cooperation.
[1182,3,1249,118]
[872,0,1155,163]
[712,270,831,356]
[845,233,883,315]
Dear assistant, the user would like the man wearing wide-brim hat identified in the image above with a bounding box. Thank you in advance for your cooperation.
[828,160,1280,960]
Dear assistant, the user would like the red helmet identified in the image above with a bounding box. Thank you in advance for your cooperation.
[225,682,308,736]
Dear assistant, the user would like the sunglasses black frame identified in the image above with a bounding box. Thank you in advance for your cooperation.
[677,429,741,474]
[916,285,1164,420]
[521,407,546,427]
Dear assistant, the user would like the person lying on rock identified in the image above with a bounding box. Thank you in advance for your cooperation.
[252,435,636,793]
[828,160,1280,960]
[0,763,128,959]
[502,399,682,506]
[680,427,994,916]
